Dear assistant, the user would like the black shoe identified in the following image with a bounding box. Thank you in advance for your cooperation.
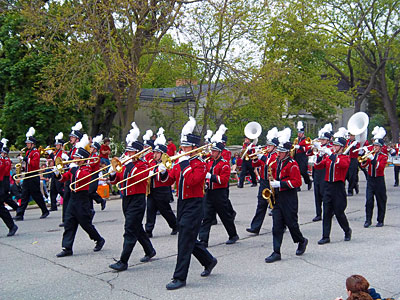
[49,208,58,212]
[355,184,359,194]
[40,211,50,219]
[94,238,105,252]
[251,183,257,187]
[199,240,208,248]
[201,258,217,277]
[318,237,330,245]
[297,187,301,192]
[226,235,239,245]
[296,238,308,256]
[7,225,18,237]
[56,249,73,257]
[265,252,281,263]
[347,191,353,197]
[268,211,273,216]
[59,223,64,227]
[344,228,352,241]
[364,221,371,228]
[101,199,106,211]
[109,260,128,272]
[14,215,23,221]
[246,228,259,235]
[171,229,178,235]
[112,191,118,195]
[394,183,399,187]
[166,279,186,290]
[146,231,153,238]
[140,250,156,263]
[376,222,384,227]
[307,182,312,190]
[237,184,243,188]
[312,216,322,222]
[211,219,218,225]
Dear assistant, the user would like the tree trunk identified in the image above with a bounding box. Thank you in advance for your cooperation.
[90,93,117,137]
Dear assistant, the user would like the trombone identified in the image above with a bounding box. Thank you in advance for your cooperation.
[118,143,210,191]
[358,149,376,163]
[69,147,150,192]
[38,146,56,157]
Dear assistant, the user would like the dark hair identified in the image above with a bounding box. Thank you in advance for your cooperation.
[103,138,110,143]
[347,291,373,300]
[167,138,173,141]
[346,275,369,293]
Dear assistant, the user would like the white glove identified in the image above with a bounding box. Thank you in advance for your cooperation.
[18,156,23,161]
[359,146,369,155]
[313,141,321,148]
[158,163,167,174]
[178,155,190,163]
[62,153,69,160]
[367,154,374,160]
[257,153,264,160]
[52,166,59,176]
[270,180,281,188]
[69,163,78,169]
[149,170,154,177]
[205,173,212,179]
[294,145,300,149]
[46,149,52,155]
[324,148,332,156]
[255,146,261,152]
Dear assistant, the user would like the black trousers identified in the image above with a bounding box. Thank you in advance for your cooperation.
[199,188,238,243]
[394,166,400,185]
[62,191,102,250]
[0,183,15,230]
[272,189,305,254]
[145,187,177,234]
[120,194,155,264]
[173,197,214,281]
[62,181,71,222]
[322,181,350,238]
[50,177,64,211]
[249,179,269,232]
[3,176,18,210]
[16,176,48,217]
[295,154,311,185]
[365,176,387,223]
[88,174,104,212]
[313,170,325,217]
[346,158,359,193]
[238,159,257,186]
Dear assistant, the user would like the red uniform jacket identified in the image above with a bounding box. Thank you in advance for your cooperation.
[144,151,154,165]
[110,159,149,196]
[314,153,350,182]
[49,149,63,161]
[167,143,177,157]
[275,157,302,191]
[4,157,11,178]
[161,156,207,199]
[293,137,311,155]
[366,143,387,155]
[221,148,232,162]
[0,158,5,181]
[88,151,100,172]
[207,157,230,190]
[242,142,256,155]
[59,165,91,192]
[148,160,172,189]
[252,151,277,180]
[360,152,387,177]
[23,148,40,172]
[345,139,360,159]
[68,146,78,159]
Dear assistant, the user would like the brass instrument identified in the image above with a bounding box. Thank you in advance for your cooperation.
[290,137,298,157]
[241,122,262,160]
[262,161,276,209]
[118,144,210,191]
[248,147,268,159]
[358,149,376,163]
[63,141,71,150]
[38,146,56,157]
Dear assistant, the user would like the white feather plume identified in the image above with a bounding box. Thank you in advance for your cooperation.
[181,116,196,140]
[204,130,213,141]
[154,132,166,146]
[371,126,379,136]
[129,122,140,143]
[211,124,228,143]
[217,124,228,135]
[318,123,332,138]
[1,138,8,147]
[278,128,291,144]
[93,134,103,144]
[71,122,82,131]
[55,132,63,140]
[26,127,35,138]
[297,121,304,131]
[266,127,279,141]
[374,127,386,139]
[156,127,165,136]
[76,134,89,149]
[143,129,153,141]
[334,127,348,138]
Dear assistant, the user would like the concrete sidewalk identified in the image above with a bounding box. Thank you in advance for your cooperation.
[1,168,399,300]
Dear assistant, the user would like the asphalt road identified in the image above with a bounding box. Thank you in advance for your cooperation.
[1,168,399,300]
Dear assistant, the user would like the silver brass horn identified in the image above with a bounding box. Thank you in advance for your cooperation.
[347,112,369,146]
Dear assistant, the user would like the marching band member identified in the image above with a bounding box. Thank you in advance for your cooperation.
[109,124,156,272]
[390,138,400,187]
[306,124,332,222]
[360,138,388,228]
[47,132,65,211]
[246,127,278,234]
[15,127,50,221]
[221,131,237,219]
[1,138,19,211]
[238,136,257,188]
[88,134,106,211]
[144,130,177,237]
[345,132,360,196]
[292,121,312,190]
[198,130,239,247]
[55,135,105,257]
[0,139,18,236]
[143,129,155,164]
[160,117,217,290]
[314,130,352,245]
[265,128,308,263]
[60,122,83,227]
